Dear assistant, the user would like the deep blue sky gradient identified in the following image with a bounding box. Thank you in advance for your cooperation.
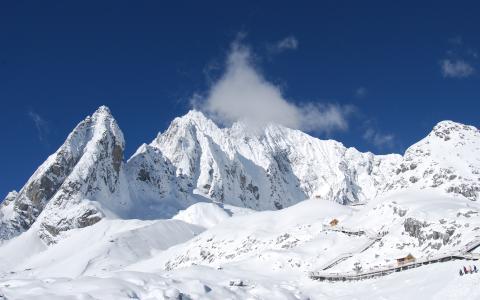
[1,1,479,197]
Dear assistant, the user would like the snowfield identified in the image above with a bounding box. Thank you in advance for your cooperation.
[1,193,479,299]
[0,195,480,299]
[2,260,480,300]
[0,106,479,299]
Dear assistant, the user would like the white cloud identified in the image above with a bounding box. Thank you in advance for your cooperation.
[192,41,353,134]
[28,110,49,142]
[441,38,477,79]
[363,128,395,149]
[267,36,299,55]
[441,59,475,78]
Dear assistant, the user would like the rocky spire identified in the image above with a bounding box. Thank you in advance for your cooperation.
[0,106,127,243]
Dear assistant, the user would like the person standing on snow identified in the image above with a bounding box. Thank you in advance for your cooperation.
[459,269,464,276]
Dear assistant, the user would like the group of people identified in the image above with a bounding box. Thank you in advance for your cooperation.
[459,265,478,276]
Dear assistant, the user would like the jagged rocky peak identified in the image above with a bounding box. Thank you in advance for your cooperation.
[82,105,125,172]
[0,105,128,242]
[146,109,402,208]
[35,105,131,243]
[153,110,220,142]
[180,109,216,127]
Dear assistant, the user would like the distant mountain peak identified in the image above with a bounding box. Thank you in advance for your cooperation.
[182,109,209,121]
[94,105,112,115]
[433,119,475,129]
[429,120,478,141]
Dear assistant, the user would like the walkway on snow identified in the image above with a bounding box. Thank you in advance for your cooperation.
[310,235,480,282]
[317,225,385,271]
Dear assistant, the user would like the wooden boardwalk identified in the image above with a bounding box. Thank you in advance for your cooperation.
[311,225,480,282]
[318,225,384,271]
[310,236,480,282]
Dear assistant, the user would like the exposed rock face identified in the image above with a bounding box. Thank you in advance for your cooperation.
[404,218,428,242]
[1,108,479,246]
[125,143,197,219]
[401,216,460,250]
[0,106,128,243]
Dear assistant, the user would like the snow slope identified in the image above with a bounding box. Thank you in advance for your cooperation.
[0,218,203,279]
[129,199,359,273]
[172,202,232,229]
[4,260,479,300]
[127,188,480,277]
[326,188,480,273]
[0,195,479,299]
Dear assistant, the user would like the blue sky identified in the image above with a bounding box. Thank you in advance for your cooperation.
[1,1,479,198]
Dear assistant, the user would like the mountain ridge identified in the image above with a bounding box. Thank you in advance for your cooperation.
[1,106,478,244]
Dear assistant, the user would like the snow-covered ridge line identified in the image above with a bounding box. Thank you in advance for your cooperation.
[1,105,479,245]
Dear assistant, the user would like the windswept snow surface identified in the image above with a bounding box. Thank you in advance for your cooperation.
[3,260,480,300]
[0,218,203,278]
[1,107,479,299]
[172,202,232,229]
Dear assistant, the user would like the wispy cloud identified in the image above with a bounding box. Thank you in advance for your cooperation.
[276,36,298,51]
[192,39,354,135]
[441,59,475,78]
[448,36,463,46]
[363,128,395,149]
[440,37,477,79]
[267,36,299,54]
[28,109,49,142]
[355,87,367,98]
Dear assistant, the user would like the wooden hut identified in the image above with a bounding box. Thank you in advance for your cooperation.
[329,219,339,226]
[396,253,415,266]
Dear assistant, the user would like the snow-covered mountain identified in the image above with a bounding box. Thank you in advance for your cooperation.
[387,120,480,200]
[149,110,402,209]
[1,106,479,245]
[0,106,479,299]
[0,106,130,243]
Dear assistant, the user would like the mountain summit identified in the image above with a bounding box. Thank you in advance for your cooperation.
[1,106,127,243]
